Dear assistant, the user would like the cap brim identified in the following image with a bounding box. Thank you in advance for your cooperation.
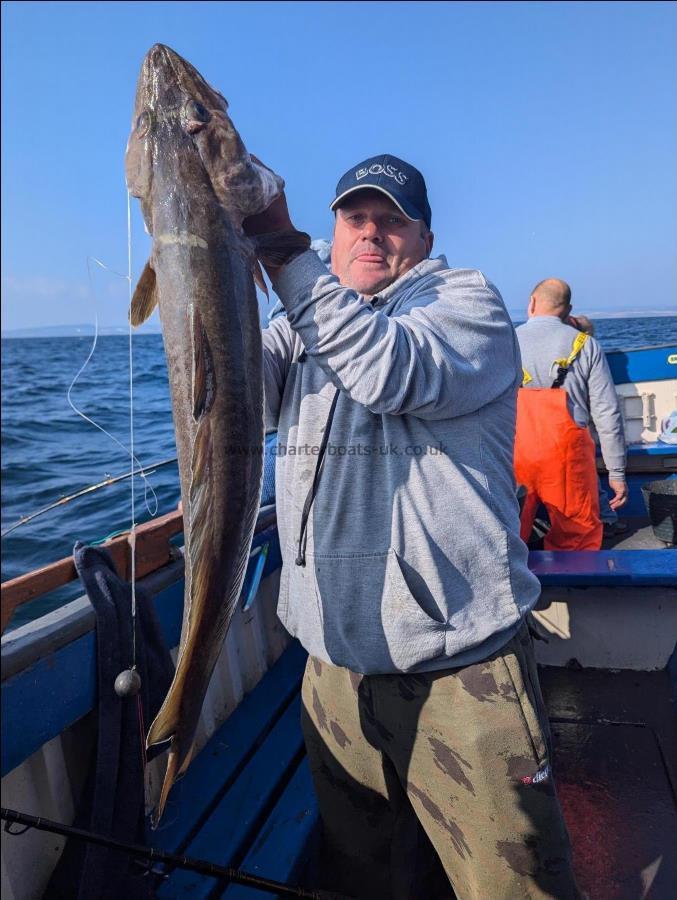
[329,185,421,223]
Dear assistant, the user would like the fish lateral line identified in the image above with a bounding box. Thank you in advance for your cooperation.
[156,232,209,249]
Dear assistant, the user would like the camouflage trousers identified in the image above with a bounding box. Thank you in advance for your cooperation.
[300,622,580,900]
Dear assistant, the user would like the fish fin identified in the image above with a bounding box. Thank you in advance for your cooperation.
[152,742,181,828]
[253,259,268,298]
[146,697,179,749]
[129,260,158,326]
[190,305,216,420]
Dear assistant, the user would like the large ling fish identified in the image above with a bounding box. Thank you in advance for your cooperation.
[125,44,281,821]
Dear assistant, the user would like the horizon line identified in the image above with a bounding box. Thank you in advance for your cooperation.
[3,307,677,337]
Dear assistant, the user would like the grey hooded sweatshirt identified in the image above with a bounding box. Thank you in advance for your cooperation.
[263,250,541,675]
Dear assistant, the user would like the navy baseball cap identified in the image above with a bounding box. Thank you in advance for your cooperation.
[330,154,432,229]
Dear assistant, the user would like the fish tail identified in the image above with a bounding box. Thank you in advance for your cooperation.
[152,743,180,828]
[150,737,197,828]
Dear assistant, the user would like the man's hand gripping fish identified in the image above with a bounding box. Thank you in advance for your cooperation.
[125,44,285,823]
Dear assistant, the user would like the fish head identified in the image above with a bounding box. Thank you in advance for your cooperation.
[125,44,228,230]
[125,44,283,232]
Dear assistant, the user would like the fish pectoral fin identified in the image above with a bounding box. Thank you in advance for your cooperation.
[190,307,216,419]
[129,259,158,326]
[253,259,269,298]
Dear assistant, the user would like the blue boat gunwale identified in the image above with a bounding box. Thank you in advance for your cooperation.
[605,342,677,384]
[622,444,676,458]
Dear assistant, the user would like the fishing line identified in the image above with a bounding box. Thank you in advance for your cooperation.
[66,255,159,521]
[65,203,159,784]
[125,189,154,819]
[126,189,138,670]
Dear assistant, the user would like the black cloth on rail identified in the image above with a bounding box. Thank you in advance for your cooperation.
[45,542,175,900]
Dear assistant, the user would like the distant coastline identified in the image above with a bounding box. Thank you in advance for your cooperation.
[1,323,162,338]
[3,308,676,338]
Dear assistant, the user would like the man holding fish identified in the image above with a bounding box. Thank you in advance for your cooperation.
[125,46,578,896]
[244,155,581,899]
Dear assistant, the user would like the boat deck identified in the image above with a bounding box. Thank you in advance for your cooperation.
[541,666,677,900]
[147,641,677,900]
[602,516,674,550]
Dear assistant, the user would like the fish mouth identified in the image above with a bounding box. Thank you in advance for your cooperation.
[141,43,228,114]
[143,44,181,80]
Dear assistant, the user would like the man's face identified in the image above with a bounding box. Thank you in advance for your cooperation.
[331,190,433,296]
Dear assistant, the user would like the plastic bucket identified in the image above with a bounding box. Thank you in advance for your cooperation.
[641,479,677,546]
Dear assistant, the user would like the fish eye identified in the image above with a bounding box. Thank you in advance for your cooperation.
[136,111,151,137]
[184,100,210,123]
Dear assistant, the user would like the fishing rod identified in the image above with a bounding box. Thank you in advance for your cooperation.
[1,457,178,539]
[1,807,346,899]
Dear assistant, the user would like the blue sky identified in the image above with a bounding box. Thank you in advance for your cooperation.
[2,0,676,331]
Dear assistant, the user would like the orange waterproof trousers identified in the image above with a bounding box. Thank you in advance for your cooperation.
[514,387,602,551]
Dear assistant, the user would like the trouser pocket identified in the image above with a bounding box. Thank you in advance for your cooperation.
[501,623,550,767]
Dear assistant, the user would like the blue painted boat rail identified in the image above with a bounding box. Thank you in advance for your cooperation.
[528,549,677,586]
[606,343,677,385]
[624,444,677,460]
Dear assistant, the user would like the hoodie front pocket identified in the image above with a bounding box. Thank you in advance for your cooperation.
[382,549,447,671]
[308,549,447,674]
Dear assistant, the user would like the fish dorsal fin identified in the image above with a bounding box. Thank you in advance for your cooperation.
[129,259,158,326]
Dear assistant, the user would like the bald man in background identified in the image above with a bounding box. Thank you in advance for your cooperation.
[514,279,627,550]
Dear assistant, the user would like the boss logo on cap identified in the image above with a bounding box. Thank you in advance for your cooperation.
[355,163,409,186]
